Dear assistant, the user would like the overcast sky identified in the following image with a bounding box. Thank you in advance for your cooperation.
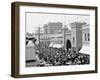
[26,12,90,33]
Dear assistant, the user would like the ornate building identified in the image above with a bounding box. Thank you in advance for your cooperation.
[26,22,90,54]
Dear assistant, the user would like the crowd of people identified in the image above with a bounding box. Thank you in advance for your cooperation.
[35,42,90,66]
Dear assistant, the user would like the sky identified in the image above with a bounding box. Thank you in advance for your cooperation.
[26,12,90,33]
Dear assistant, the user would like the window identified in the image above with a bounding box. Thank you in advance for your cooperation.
[88,33,90,41]
[85,33,87,41]
[73,37,75,43]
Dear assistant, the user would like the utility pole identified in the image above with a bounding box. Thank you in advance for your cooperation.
[63,16,66,50]
[63,27,66,50]
[36,25,42,53]
[38,27,41,46]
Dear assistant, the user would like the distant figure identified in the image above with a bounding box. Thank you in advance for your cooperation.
[69,48,71,54]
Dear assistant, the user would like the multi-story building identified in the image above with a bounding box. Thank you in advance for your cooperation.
[43,22,63,34]
[79,23,90,54]
[43,24,48,34]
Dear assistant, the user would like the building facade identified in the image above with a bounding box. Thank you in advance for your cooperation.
[43,22,63,34]
[26,22,90,54]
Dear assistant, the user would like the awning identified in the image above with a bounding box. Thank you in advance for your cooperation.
[49,43,63,48]
[27,41,35,47]
[79,46,90,54]
[53,44,63,48]
[49,43,54,47]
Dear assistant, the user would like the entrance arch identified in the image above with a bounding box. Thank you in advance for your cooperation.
[66,40,71,51]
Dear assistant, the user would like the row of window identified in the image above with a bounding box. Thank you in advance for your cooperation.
[51,40,63,44]
[84,33,90,41]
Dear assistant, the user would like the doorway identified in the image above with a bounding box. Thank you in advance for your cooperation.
[66,40,71,51]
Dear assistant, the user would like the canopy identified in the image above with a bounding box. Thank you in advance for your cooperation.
[53,44,63,48]
[27,41,35,47]
[79,46,90,54]
[49,43,54,47]
[49,43,63,48]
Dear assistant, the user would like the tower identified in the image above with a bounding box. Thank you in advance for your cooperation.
[71,22,85,53]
